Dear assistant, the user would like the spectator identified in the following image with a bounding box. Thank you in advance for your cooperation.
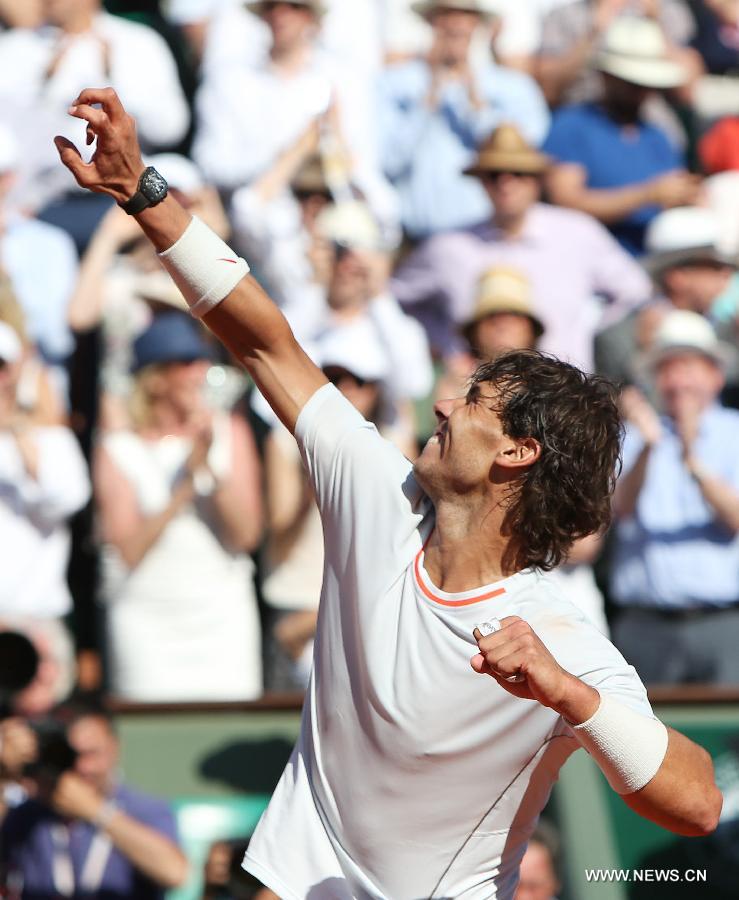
[391,123,650,369]
[543,16,701,256]
[202,837,278,900]
[535,0,699,108]
[377,0,549,238]
[0,320,90,624]
[595,206,738,394]
[514,819,562,900]
[0,277,65,426]
[95,314,263,702]
[192,0,397,231]
[0,698,188,898]
[0,0,189,250]
[0,123,78,397]
[611,310,739,683]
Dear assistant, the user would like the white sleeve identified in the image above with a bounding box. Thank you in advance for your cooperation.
[295,384,430,582]
[527,597,654,723]
[16,429,91,526]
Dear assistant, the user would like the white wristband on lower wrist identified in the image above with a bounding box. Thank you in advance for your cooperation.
[572,692,669,795]
[158,216,250,319]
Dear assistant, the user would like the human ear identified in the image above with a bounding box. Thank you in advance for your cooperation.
[496,437,541,470]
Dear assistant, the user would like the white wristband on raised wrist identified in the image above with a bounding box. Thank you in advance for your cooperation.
[158,216,250,319]
[572,692,669,795]
[92,798,119,830]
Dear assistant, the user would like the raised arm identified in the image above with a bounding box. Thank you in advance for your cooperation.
[55,87,326,434]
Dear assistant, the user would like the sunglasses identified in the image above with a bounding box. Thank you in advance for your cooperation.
[323,367,376,389]
[260,1,310,11]
[481,171,537,183]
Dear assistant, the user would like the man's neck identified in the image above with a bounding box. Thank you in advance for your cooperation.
[60,11,96,35]
[492,210,529,239]
[270,41,311,75]
[424,495,518,592]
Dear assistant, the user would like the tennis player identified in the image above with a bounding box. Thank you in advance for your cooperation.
[56,88,722,900]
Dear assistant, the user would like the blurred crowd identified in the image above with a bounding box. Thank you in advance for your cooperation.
[0,0,736,713]
[0,0,738,895]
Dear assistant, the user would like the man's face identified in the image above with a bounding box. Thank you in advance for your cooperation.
[69,716,118,794]
[327,247,372,310]
[602,73,650,120]
[414,381,515,499]
[261,2,316,49]
[655,352,724,418]
[514,840,560,900]
[663,263,733,314]
[429,9,480,66]
[471,313,538,360]
[482,172,540,223]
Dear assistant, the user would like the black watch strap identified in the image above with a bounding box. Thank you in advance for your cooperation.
[120,190,151,216]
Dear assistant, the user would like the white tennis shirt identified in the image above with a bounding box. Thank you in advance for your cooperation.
[245,385,652,899]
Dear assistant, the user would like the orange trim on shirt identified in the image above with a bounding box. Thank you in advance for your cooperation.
[413,538,506,608]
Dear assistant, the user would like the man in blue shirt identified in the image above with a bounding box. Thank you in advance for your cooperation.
[543,16,701,256]
[0,698,188,898]
[378,0,549,239]
[611,309,739,684]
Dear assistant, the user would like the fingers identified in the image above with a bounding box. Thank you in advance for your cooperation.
[53,136,91,185]
[472,617,530,682]
[72,86,126,124]
[68,102,112,141]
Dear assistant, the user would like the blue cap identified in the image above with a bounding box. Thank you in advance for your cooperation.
[132,312,213,372]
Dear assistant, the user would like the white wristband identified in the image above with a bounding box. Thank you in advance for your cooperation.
[158,216,250,318]
[572,692,669,795]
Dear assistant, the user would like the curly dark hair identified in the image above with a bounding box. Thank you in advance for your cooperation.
[471,350,623,572]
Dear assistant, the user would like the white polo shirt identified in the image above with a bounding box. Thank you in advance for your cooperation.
[245,385,652,900]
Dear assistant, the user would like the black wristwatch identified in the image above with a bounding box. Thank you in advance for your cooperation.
[119,166,169,215]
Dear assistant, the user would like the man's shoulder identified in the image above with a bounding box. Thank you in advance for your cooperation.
[97,10,171,47]
[531,201,605,236]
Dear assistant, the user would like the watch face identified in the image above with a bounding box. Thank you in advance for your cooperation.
[139,167,168,203]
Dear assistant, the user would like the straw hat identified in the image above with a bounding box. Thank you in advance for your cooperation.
[644,310,737,371]
[412,0,492,19]
[463,124,550,178]
[291,153,330,195]
[595,17,689,89]
[462,267,544,341]
[246,0,325,16]
[642,207,737,278]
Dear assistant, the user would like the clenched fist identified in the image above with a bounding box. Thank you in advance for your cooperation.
[471,616,600,725]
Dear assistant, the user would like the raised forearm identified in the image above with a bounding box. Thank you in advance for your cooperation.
[536,38,595,104]
[117,479,194,568]
[687,463,739,533]
[103,809,188,888]
[209,484,262,553]
[550,179,654,224]
[613,445,652,518]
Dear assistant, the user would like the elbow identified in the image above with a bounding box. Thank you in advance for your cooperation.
[689,786,723,837]
[161,853,190,889]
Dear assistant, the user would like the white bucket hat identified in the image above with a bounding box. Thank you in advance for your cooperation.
[316,318,390,383]
[145,153,204,195]
[645,310,737,371]
[642,207,737,277]
[595,17,689,89]
[316,201,384,252]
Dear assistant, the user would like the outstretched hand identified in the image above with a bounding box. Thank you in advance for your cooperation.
[54,87,145,205]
